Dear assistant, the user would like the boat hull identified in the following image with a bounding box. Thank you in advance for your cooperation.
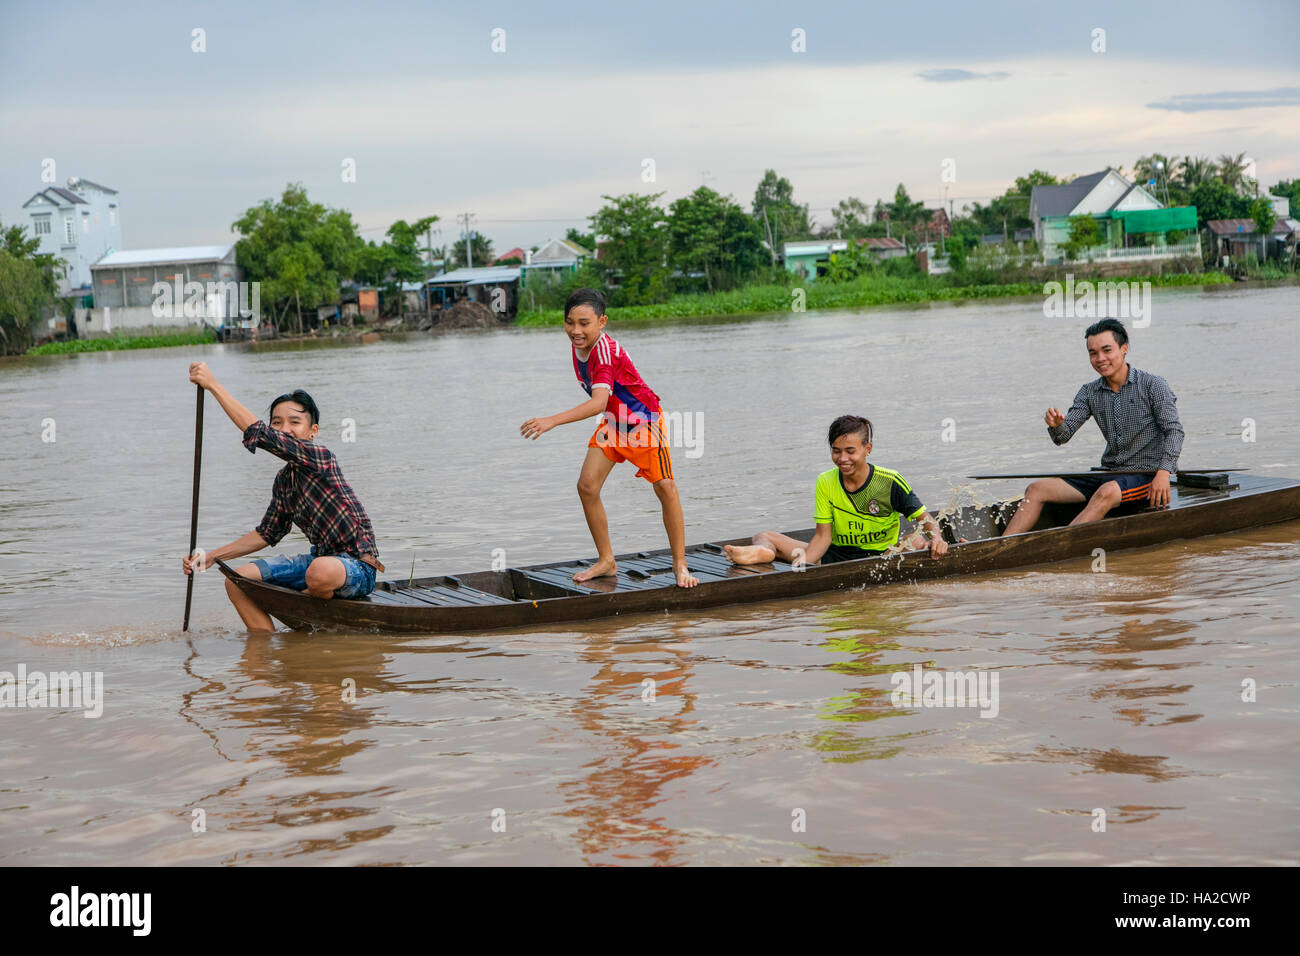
[215,473,1300,633]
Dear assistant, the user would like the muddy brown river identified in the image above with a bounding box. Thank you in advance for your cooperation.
[1,284,1296,864]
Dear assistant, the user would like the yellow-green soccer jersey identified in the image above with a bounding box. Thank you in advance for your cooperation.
[814,465,927,551]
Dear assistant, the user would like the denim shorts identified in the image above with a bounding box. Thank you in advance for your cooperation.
[252,547,377,598]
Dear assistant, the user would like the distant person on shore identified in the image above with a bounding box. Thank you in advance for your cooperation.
[1001,318,1183,536]
[520,288,698,587]
[182,362,384,630]
[725,415,949,566]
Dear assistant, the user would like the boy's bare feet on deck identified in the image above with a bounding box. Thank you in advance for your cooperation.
[723,543,777,565]
[674,561,699,588]
[574,557,618,582]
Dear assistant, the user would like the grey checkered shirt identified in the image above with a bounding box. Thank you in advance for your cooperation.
[1048,365,1184,473]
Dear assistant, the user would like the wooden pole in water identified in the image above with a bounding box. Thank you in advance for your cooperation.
[182,383,204,632]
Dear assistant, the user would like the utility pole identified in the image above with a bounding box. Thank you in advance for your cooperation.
[761,206,777,265]
[458,212,476,268]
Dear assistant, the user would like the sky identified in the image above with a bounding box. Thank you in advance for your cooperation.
[2,0,1298,255]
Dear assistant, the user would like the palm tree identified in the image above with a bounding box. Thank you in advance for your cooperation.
[1178,155,1212,192]
[1217,152,1250,193]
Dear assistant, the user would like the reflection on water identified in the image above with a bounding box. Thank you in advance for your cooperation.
[1,288,1298,865]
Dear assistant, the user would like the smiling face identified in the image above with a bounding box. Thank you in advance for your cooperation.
[270,400,319,440]
[830,430,872,475]
[564,304,607,351]
[1086,331,1128,379]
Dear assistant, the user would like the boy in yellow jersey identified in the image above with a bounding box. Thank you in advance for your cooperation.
[725,415,949,566]
[521,288,698,588]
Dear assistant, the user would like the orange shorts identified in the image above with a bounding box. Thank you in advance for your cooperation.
[589,417,674,483]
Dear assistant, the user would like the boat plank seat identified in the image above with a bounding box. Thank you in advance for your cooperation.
[362,589,432,607]
[387,583,515,607]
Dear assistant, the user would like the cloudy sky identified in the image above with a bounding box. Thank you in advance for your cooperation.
[3,0,1298,254]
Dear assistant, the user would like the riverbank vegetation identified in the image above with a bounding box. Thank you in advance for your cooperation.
[517,268,1233,326]
[26,329,217,355]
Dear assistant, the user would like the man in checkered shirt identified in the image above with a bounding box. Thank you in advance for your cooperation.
[1003,318,1184,536]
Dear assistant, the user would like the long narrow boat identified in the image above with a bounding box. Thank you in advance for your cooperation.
[215,473,1300,633]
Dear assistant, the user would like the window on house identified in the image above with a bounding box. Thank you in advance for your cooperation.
[109,207,117,226]
[65,219,75,243]
[82,212,90,233]
[34,216,51,236]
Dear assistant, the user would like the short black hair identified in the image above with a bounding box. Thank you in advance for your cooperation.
[564,287,606,320]
[269,389,319,426]
[1084,318,1128,347]
[828,414,873,446]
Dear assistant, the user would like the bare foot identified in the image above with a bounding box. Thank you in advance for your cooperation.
[674,562,699,588]
[574,557,618,582]
[724,543,777,565]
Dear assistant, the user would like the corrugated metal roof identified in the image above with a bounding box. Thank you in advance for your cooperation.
[93,244,236,267]
[1207,218,1294,235]
[426,266,521,284]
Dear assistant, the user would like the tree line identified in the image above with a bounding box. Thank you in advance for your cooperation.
[3,155,1296,352]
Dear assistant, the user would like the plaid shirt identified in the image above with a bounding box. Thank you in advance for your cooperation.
[1048,365,1184,473]
[242,421,379,562]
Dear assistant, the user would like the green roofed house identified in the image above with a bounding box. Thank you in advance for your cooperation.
[1029,168,1200,265]
[782,237,907,281]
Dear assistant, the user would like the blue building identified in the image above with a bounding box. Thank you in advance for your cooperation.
[20,177,122,296]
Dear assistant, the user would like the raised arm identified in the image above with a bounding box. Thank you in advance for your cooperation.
[188,361,334,471]
[189,361,256,431]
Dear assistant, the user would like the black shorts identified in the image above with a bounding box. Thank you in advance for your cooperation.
[1062,472,1154,505]
[822,544,888,564]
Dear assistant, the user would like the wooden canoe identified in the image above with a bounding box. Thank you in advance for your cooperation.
[214,473,1300,634]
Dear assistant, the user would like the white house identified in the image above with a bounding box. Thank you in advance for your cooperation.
[1029,169,1198,264]
[524,237,589,274]
[20,177,122,295]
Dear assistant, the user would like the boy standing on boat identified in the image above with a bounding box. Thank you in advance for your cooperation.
[181,362,384,630]
[520,289,698,587]
[725,415,949,566]
[1001,318,1183,536]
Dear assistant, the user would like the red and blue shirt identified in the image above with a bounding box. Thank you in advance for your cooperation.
[572,332,662,431]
